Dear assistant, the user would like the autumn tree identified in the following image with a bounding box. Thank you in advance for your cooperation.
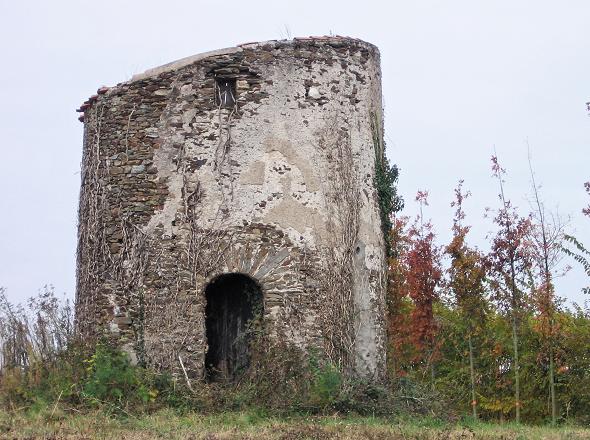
[405,191,442,386]
[446,180,487,418]
[526,157,569,425]
[487,156,533,423]
[386,216,414,377]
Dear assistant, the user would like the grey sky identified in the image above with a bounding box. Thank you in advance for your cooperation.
[1,0,588,305]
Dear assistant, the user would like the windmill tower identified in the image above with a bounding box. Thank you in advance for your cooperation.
[76,36,388,380]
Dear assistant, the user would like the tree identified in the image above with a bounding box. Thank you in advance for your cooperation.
[386,215,414,377]
[526,156,568,425]
[446,180,487,418]
[487,156,533,423]
[405,191,442,385]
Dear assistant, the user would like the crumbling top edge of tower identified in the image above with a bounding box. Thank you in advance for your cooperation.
[75,36,379,122]
[130,36,379,83]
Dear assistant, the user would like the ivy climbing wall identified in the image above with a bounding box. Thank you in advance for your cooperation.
[76,36,388,380]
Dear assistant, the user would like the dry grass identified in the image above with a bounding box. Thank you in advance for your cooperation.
[1,408,589,440]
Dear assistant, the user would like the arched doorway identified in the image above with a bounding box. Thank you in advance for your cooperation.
[204,273,263,381]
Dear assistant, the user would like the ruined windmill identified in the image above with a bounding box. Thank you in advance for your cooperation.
[76,36,388,381]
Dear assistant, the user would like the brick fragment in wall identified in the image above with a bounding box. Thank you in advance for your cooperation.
[75,36,388,381]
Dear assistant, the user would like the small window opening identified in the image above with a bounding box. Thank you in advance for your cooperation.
[215,78,236,108]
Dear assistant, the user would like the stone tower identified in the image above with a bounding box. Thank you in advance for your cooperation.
[76,36,388,380]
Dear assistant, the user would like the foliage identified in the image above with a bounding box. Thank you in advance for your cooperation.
[386,191,443,392]
[2,161,590,428]
[0,286,80,410]
[446,182,487,319]
[375,158,403,255]
[308,355,342,408]
[424,301,590,424]
[561,182,590,294]
[405,191,442,362]
[0,289,444,422]
[387,216,416,375]
[82,343,157,407]
[0,285,73,372]
[371,112,404,256]
[563,235,590,295]
[445,180,488,418]
[487,205,532,314]
[486,158,533,317]
[486,156,533,423]
[385,164,590,426]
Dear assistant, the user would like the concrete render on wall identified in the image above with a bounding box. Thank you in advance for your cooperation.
[76,36,388,380]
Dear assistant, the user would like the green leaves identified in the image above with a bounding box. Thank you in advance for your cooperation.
[371,112,403,256]
[83,343,157,408]
[562,235,590,294]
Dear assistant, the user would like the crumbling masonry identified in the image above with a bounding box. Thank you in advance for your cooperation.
[75,36,388,380]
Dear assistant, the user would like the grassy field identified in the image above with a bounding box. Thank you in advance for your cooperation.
[2,409,589,440]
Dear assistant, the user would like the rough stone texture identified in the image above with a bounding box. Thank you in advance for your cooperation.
[75,36,388,380]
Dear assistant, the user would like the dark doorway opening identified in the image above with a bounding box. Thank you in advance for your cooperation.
[204,273,263,381]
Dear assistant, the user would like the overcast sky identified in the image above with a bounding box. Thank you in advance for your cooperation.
[0,0,588,306]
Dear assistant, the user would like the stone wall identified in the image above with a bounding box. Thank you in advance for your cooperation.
[76,36,388,379]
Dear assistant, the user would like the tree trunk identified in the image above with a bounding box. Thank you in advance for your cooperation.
[549,343,557,425]
[511,315,521,423]
[431,357,435,391]
[468,334,478,419]
[528,154,559,427]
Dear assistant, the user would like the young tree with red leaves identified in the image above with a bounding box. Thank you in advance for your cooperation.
[446,180,487,419]
[405,191,442,386]
[386,216,414,377]
[487,156,533,423]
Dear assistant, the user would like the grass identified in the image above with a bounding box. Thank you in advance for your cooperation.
[1,408,589,439]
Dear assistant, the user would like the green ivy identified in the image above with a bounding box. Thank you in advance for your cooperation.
[371,112,404,256]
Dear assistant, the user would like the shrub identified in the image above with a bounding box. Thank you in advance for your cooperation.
[0,286,79,410]
[82,343,157,408]
[0,286,450,420]
[308,355,342,409]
